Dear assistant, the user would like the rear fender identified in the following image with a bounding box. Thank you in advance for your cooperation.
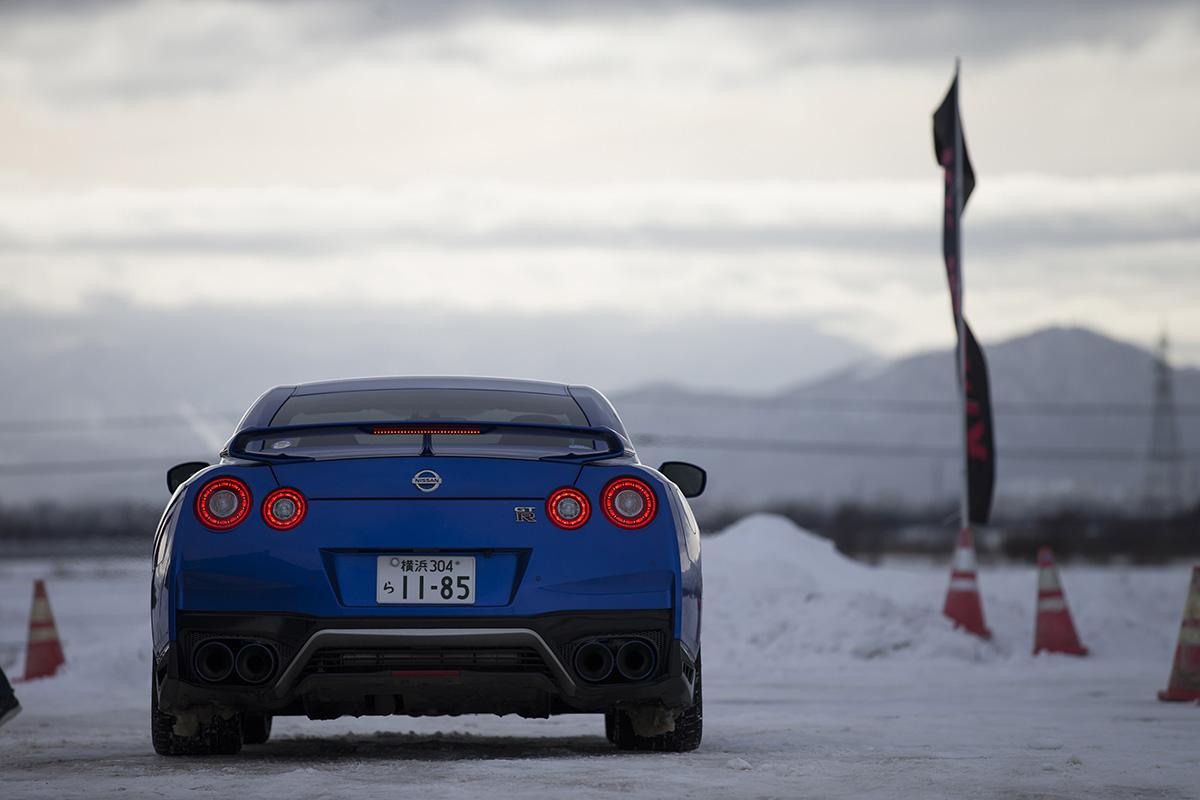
[573,464,695,644]
[163,464,280,639]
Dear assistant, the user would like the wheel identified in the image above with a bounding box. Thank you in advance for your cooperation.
[610,656,702,753]
[241,713,273,745]
[151,670,242,756]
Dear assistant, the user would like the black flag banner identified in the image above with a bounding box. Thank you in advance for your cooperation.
[933,72,975,321]
[962,321,995,525]
[933,66,995,526]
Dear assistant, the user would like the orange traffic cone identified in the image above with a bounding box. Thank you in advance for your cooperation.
[1032,547,1088,656]
[943,527,992,639]
[23,579,65,681]
[1158,565,1200,702]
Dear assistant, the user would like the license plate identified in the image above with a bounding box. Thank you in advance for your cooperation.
[376,555,476,604]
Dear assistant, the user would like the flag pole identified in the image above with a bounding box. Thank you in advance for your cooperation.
[954,57,969,533]
[938,57,992,639]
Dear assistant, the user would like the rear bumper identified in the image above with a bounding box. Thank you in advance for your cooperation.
[156,610,697,719]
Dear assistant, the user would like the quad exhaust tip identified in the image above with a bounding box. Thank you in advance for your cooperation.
[573,638,657,683]
[235,642,277,685]
[193,641,234,683]
[615,639,656,682]
[573,640,615,683]
[193,640,278,684]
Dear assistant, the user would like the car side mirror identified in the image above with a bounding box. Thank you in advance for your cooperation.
[659,461,706,498]
[167,462,209,494]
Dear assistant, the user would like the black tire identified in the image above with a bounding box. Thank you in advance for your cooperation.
[151,671,242,756]
[609,656,702,753]
[241,713,272,745]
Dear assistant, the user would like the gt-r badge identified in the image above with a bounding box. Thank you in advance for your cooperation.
[514,506,536,523]
[411,469,443,493]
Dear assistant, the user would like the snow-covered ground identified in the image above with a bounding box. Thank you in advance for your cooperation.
[1,515,1196,799]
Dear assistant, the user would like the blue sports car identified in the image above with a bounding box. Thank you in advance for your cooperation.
[151,377,705,754]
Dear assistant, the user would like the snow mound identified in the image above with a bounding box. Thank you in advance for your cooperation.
[702,513,865,588]
[702,514,1005,674]
[701,514,1186,679]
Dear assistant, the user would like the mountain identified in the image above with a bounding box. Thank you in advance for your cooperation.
[615,327,1200,515]
[0,310,1194,513]
[0,303,868,505]
[789,327,1187,405]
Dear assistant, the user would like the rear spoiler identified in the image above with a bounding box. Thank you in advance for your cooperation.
[222,421,631,464]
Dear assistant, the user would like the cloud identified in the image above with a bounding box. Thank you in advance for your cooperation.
[0,1,1196,101]
[0,1,1197,367]
[0,175,1196,362]
[0,175,1195,257]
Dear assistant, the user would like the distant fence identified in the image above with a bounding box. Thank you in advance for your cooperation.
[0,497,1195,563]
[697,500,1200,564]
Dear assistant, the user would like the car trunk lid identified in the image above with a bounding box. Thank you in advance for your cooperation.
[270,456,581,500]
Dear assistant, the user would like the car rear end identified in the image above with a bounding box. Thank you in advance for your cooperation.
[151,381,702,744]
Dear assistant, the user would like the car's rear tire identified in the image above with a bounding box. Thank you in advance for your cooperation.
[608,655,702,753]
[241,713,272,745]
[151,670,243,756]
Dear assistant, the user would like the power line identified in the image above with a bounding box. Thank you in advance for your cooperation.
[0,433,1195,479]
[617,395,1200,417]
[0,457,207,476]
[0,395,1197,439]
[0,412,241,434]
[633,433,1199,462]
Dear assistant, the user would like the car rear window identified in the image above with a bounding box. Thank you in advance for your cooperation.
[258,388,598,460]
[272,389,588,427]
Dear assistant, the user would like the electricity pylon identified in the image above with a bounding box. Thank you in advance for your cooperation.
[1143,330,1184,515]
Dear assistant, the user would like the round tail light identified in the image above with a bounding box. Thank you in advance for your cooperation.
[195,477,251,530]
[601,477,657,529]
[547,487,590,530]
[262,487,307,531]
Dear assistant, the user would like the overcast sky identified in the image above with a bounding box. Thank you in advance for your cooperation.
[1,0,1198,387]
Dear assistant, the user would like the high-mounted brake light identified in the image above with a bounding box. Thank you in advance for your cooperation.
[601,477,657,530]
[547,487,591,530]
[262,487,307,531]
[372,425,483,435]
[195,477,251,530]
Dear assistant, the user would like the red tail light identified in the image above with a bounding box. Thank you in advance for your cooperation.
[262,487,307,531]
[195,477,251,530]
[547,487,591,530]
[602,477,657,529]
